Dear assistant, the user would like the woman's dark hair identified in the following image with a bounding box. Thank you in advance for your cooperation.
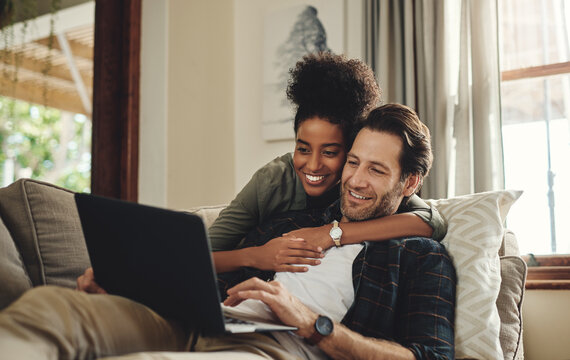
[286,52,381,148]
[362,104,433,185]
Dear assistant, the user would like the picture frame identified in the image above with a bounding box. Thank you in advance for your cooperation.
[262,0,344,141]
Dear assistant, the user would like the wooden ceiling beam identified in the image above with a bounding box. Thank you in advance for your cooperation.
[0,77,87,115]
[0,52,92,89]
[35,36,93,60]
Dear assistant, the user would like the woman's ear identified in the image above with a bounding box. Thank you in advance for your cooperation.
[403,174,421,197]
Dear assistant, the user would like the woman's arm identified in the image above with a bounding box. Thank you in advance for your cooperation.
[286,212,433,249]
[208,153,305,252]
[287,194,446,248]
[213,236,324,273]
[403,194,447,241]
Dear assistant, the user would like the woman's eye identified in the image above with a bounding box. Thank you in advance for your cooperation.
[322,151,338,157]
[297,147,309,153]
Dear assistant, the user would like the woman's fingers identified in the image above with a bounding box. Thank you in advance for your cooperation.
[285,238,323,254]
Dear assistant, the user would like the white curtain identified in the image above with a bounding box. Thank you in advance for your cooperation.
[365,0,504,199]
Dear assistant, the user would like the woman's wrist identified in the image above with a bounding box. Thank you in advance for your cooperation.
[239,247,257,268]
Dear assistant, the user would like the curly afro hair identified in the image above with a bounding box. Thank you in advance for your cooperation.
[286,52,381,147]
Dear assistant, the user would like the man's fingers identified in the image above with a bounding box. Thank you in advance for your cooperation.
[226,277,276,295]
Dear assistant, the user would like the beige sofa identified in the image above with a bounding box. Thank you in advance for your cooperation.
[0,179,526,359]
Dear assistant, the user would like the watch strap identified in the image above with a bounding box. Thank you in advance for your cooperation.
[305,315,333,345]
[330,220,342,247]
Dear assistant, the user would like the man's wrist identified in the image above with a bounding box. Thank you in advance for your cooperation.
[297,312,320,339]
[305,315,334,345]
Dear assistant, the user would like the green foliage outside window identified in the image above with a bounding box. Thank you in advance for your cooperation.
[0,96,91,192]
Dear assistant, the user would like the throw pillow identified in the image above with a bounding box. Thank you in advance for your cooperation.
[497,255,526,360]
[0,179,91,288]
[426,190,522,360]
[0,216,33,309]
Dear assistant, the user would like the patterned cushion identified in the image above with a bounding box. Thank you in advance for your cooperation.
[0,179,91,288]
[426,190,522,359]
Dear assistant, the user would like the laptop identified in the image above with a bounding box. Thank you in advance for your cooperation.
[74,193,297,335]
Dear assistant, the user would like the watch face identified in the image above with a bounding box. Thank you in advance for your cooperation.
[315,316,334,336]
[330,227,342,238]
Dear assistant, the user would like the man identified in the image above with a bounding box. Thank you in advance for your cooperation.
[0,104,455,360]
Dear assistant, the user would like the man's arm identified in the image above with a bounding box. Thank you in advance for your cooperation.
[319,324,414,360]
[224,278,415,360]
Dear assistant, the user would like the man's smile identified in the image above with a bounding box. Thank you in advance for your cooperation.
[348,190,372,200]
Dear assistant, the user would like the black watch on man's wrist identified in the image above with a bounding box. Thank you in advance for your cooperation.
[306,315,334,345]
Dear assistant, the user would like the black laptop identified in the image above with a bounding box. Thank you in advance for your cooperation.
[74,193,296,335]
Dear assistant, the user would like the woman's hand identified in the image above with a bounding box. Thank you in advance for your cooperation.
[76,267,107,294]
[284,225,333,250]
[251,236,324,273]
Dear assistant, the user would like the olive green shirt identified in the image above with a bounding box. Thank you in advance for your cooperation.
[208,153,447,251]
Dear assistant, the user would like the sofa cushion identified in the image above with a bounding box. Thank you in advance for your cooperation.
[497,255,527,360]
[0,179,91,288]
[186,205,227,230]
[426,190,522,360]
[0,216,32,309]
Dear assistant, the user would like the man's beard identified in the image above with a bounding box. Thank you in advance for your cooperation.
[341,181,405,222]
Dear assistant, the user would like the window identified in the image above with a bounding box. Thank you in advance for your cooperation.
[0,97,91,192]
[0,5,94,193]
[500,0,570,287]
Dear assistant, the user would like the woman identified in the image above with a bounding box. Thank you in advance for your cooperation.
[212,53,446,274]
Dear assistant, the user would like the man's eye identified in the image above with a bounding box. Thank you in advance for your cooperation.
[371,168,385,175]
[347,160,358,166]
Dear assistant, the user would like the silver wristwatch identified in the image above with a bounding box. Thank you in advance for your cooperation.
[329,220,343,247]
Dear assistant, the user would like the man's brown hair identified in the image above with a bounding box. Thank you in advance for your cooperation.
[361,104,433,185]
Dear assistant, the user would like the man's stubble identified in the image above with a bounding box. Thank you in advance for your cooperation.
[340,181,405,222]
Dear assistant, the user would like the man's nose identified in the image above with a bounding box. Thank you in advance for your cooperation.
[347,166,367,188]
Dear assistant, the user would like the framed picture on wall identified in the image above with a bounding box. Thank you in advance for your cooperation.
[262,0,344,141]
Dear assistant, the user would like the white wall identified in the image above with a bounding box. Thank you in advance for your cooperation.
[139,0,168,207]
[523,290,570,360]
[233,0,364,191]
[141,0,364,205]
[140,0,235,209]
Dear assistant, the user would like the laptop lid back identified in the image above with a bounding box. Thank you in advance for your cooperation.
[75,193,225,335]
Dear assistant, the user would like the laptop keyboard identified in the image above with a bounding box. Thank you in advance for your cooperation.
[224,316,256,325]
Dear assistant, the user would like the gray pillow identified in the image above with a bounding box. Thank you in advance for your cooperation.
[0,179,91,288]
[0,216,32,309]
[497,255,527,360]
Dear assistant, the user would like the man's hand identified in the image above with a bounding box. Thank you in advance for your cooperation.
[76,267,107,294]
[224,278,317,338]
[251,236,324,273]
[284,225,334,250]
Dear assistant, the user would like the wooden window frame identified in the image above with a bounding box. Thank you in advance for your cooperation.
[502,61,570,290]
[91,0,140,202]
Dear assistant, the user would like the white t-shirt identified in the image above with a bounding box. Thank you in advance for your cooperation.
[232,244,364,359]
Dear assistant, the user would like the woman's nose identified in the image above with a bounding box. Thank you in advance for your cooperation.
[306,153,321,172]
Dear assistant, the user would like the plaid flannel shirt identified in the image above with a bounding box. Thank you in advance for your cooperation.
[217,201,456,360]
